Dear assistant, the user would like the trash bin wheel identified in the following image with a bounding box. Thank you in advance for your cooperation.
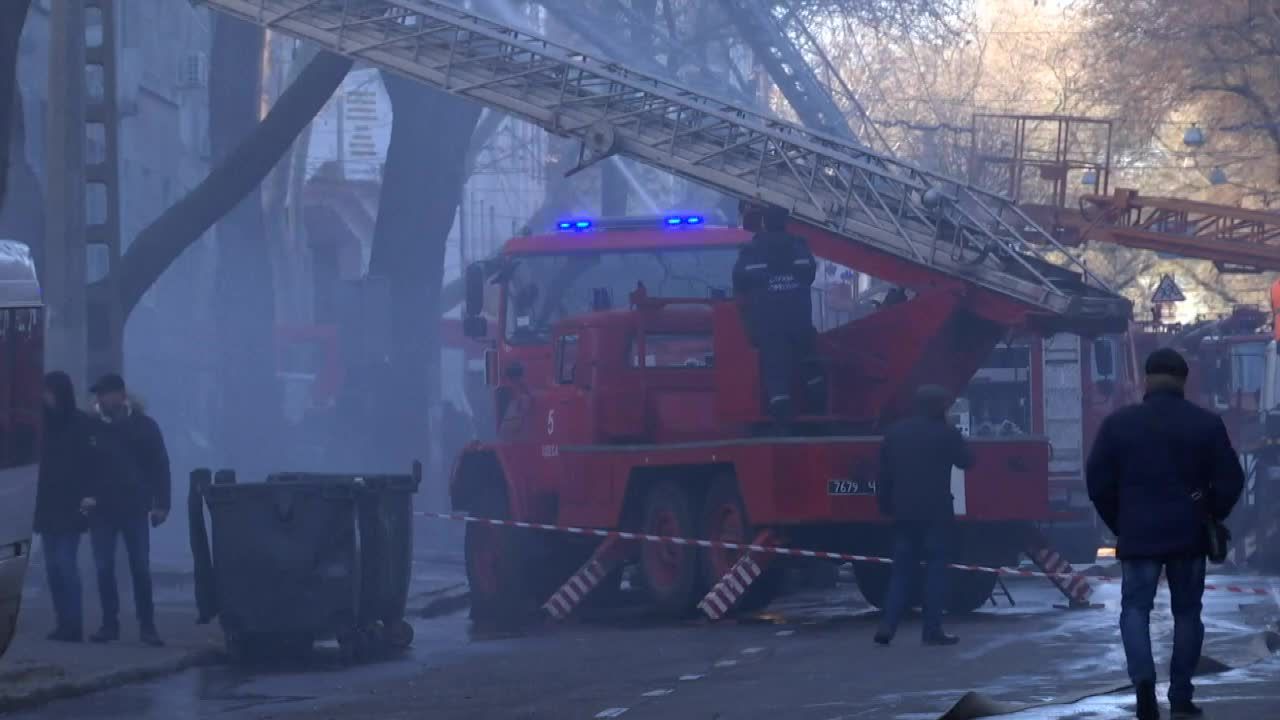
[387,619,414,649]
[337,629,368,664]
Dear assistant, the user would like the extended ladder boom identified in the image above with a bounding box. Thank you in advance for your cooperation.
[202,0,1128,329]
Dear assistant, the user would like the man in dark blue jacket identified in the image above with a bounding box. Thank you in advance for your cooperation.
[873,385,973,646]
[83,373,171,647]
[1086,348,1243,720]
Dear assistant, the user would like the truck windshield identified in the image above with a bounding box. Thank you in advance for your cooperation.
[503,248,738,345]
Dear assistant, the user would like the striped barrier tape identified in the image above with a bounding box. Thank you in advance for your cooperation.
[415,511,1279,597]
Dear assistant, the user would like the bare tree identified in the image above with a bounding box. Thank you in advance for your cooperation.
[116,51,351,316]
[0,0,32,211]
[208,14,282,472]
[366,75,482,478]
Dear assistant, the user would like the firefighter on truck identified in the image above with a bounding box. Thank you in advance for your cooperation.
[732,203,825,428]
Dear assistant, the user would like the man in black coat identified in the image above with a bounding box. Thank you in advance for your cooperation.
[1086,348,1244,719]
[83,373,171,647]
[33,371,97,642]
[732,205,823,424]
[873,385,973,646]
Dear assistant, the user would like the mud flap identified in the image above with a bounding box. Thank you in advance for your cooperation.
[543,536,629,621]
[698,530,776,621]
[1024,526,1099,609]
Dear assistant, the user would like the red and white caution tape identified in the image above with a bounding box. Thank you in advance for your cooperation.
[415,511,1279,597]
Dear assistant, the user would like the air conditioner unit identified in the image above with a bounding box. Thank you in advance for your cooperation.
[178,51,208,89]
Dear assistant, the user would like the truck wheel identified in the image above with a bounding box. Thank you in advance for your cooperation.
[852,562,913,610]
[638,481,704,617]
[702,477,784,613]
[464,485,538,629]
[945,571,999,614]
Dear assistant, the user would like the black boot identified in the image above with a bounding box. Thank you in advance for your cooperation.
[1136,681,1160,720]
[140,625,165,648]
[46,628,82,643]
[872,629,892,646]
[922,631,959,646]
[89,625,119,644]
[1170,699,1203,717]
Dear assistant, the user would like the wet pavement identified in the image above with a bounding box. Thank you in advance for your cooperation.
[5,573,1277,719]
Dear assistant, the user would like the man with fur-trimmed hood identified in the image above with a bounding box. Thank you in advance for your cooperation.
[82,373,170,647]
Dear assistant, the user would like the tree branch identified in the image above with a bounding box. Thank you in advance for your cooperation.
[117,52,352,316]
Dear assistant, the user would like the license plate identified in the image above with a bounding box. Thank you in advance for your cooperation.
[828,478,876,496]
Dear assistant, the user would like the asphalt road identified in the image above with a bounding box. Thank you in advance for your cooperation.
[8,573,1279,720]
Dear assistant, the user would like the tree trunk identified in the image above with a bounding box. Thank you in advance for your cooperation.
[0,86,44,272]
[116,51,351,317]
[367,74,481,490]
[208,15,279,473]
[0,0,32,210]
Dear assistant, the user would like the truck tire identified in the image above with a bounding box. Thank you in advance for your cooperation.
[702,476,784,613]
[638,481,704,617]
[464,484,539,629]
[855,562,997,614]
[852,561,908,610]
[945,571,998,614]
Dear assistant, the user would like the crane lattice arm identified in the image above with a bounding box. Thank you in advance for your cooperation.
[1079,189,1280,273]
[199,0,1128,328]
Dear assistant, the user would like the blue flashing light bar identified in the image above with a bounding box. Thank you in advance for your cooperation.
[556,215,709,232]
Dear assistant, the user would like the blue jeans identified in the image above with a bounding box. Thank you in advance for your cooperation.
[90,514,155,630]
[41,532,83,635]
[879,523,950,638]
[1120,556,1206,705]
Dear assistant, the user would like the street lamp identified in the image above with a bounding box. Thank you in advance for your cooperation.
[1183,124,1207,148]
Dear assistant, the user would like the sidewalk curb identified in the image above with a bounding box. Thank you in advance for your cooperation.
[0,646,223,715]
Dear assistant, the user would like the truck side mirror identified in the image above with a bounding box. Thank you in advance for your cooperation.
[465,262,486,318]
[1092,338,1115,378]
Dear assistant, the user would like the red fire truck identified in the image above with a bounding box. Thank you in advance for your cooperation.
[451,215,1125,624]
[190,1,1127,626]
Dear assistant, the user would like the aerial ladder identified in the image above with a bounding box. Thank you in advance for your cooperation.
[199,0,1128,340]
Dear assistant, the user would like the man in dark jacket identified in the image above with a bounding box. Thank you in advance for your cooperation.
[732,205,823,424]
[873,385,973,646]
[83,373,171,647]
[33,371,97,642]
[1086,348,1243,720]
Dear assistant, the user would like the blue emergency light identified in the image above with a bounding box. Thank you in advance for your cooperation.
[663,215,705,226]
[557,215,709,232]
